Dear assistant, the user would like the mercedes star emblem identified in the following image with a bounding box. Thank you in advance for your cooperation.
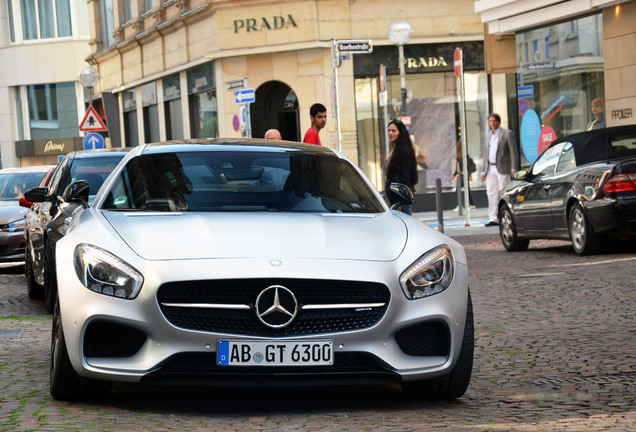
[255,285,298,328]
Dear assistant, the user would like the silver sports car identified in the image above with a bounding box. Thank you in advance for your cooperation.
[52,139,473,401]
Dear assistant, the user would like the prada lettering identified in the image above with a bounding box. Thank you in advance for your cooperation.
[406,56,449,69]
[43,141,65,153]
[612,108,633,120]
[234,15,298,33]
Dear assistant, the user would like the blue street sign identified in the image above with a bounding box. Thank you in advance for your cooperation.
[518,85,534,98]
[235,88,255,104]
[83,132,105,150]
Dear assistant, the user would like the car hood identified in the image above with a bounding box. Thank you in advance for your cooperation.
[0,204,25,223]
[102,211,407,261]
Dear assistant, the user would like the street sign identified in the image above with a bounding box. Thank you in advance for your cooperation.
[79,105,107,132]
[235,88,255,104]
[400,115,412,126]
[518,85,534,98]
[336,39,373,54]
[454,48,462,79]
[232,115,240,132]
[227,79,246,90]
[83,132,105,150]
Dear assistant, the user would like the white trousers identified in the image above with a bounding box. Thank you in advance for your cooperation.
[485,165,510,223]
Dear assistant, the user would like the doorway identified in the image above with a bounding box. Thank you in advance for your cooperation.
[251,81,299,141]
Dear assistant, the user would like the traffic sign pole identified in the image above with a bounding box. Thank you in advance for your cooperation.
[455,47,471,225]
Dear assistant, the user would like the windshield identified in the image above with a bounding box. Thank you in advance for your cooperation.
[0,171,48,201]
[102,151,385,213]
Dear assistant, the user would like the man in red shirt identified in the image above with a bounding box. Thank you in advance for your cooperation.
[303,103,326,145]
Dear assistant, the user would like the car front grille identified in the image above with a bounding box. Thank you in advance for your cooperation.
[157,278,390,337]
[83,321,147,358]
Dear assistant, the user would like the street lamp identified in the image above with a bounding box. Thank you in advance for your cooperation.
[78,66,100,106]
[388,20,413,116]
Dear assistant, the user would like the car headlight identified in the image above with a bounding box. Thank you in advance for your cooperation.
[3,218,25,232]
[73,244,143,299]
[400,245,454,300]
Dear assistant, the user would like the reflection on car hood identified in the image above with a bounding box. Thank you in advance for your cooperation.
[103,211,407,261]
[0,205,26,223]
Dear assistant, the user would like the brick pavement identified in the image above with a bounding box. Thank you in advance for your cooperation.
[0,236,634,431]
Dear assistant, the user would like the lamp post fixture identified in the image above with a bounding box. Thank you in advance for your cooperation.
[388,20,413,116]
[78,66,100,106]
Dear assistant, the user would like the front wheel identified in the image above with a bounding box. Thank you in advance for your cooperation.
[499,207,529,252]
[401,291,474,400]
[569,203,600,256]
[50,298,111,401]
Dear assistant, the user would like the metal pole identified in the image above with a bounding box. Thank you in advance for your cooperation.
[399,45,407,116]
[436,178,444,233]
[331,39,342,152]
[459,67,470,226]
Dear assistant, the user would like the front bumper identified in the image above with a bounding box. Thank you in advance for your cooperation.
[0,231,26,262]
[56,254,469,386]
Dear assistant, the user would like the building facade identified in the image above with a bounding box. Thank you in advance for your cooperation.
[475,0,636,166]
[0,0,93,168]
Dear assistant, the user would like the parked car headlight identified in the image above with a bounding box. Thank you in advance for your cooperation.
[3,218,25,232]
[400,245,454,300]
[73,244,143,299]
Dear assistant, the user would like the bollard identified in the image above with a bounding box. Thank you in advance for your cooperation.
[456,175,463,216]
[436,178,444,233]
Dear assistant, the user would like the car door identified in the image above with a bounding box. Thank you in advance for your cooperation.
[514,142,566,232]
[548,142,577,235]
[29,156,70,284]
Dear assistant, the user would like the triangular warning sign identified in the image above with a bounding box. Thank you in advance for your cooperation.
[79,105,107,132]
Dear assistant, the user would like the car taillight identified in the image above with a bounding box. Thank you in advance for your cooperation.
[603,173,636,193]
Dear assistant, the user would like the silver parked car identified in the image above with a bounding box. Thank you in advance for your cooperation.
[51,139,473,401]
[0,165,55,263]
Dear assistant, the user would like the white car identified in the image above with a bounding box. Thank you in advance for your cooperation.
[52,139,473,401]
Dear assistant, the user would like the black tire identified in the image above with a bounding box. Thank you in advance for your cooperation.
[499,206,529,252]
[43,242,57,314]
[25,242,44,300]
[401,290,474,401]
[50,297,111,401]
[569,203,600,256]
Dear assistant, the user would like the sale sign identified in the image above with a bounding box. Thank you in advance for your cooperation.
[539,126,557,155]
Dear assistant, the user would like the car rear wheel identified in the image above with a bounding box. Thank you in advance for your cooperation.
[50,297,111,401]
[400,290,474,400]
[43,242,57,314]
[499,207,529,252]
[25,242,44,300]
[569,203,600,256]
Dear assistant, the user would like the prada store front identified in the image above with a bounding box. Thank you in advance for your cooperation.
[353,41,488,195]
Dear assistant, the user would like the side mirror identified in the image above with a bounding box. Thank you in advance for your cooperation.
[513,169,529,181]
[19,197,34,208]
[62,180,90,207]
[388,182,414,210]
[24,187,48,204]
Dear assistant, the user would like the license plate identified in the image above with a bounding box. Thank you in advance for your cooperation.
[217,340,333,366]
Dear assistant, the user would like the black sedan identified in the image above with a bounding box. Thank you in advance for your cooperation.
[24,148,131,312]
[498,125,636,255]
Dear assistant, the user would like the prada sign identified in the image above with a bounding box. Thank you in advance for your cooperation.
[234,15,298,33]
[353,42,484,76]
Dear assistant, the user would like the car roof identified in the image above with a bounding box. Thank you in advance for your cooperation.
[0,165,57,174]
[66,147,135,159]
[550,125,636,166]
[141,139,338,156]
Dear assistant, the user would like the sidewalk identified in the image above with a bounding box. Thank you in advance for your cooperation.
[413,205,501,237]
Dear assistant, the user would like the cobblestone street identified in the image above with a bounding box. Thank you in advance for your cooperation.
[1,234,634,431]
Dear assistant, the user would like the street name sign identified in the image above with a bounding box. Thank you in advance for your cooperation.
[336,39,373,54]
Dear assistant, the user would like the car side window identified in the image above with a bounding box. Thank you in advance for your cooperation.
[47,158,68,197]
[531,142,566,179]
[555,142,576,173]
